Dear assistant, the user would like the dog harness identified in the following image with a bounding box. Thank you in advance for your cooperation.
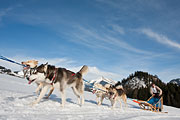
[50,68,58,85]
[71,73,75,76]
[113,94,117,99]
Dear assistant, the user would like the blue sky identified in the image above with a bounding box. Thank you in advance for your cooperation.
[0,0,180,82]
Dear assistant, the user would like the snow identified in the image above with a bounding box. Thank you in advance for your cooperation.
[125,77,147,89]
[89,76,116,85]
[0,74,180,120]
[170,78,180,86]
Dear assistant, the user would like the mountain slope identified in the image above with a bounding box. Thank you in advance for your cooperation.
[0,74,180,120]
[169,78,180,86]
[122,71,160,89]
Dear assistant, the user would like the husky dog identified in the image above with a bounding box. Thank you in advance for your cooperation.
[92,83,111,105]
[22,60,54,98]
[107,83,127,109]
[28,63,88,107]
[22,60,38,78]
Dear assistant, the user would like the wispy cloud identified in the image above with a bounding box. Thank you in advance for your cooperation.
[110,24,125,35]
[140,28,180,49]
[0,7,13,22]
[71,25,151,55]
[157,67,180,83]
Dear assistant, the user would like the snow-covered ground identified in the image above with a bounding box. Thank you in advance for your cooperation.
[124,77,147,89]
[0,74,180,120]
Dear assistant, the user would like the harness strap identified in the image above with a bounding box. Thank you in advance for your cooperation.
[23,66,30,70]
[71,73,75,76]
[113,94,117,100]
[0,55,26,67]
[51,68,58,85]
[92,90,96,94]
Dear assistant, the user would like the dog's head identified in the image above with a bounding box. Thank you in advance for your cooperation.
[27,63,48,84]
[107,85,117,99]
[22,60,39,79]
[91,83,111,94]
[22,60,38,68]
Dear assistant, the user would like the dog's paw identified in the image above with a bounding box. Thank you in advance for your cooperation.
[81,100,84,105]
[35,90,40,95]
[97,102,102,106]
[111,107,115,110]
[61,104,65,108]
[29,101,38,106]
[43,96,49,99]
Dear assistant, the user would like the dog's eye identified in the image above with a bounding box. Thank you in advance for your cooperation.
[37,69,45,74]
[31,69,37,74]
[109,92,114,95]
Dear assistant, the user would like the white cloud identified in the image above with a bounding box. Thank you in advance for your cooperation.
[140,28,180,49]
[0,55,122,81]
[74,66,122,80]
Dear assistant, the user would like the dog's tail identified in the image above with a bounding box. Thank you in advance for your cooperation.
[79,65,88,75]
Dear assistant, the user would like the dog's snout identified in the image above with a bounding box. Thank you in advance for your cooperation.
[26,77,29,81]
[109,92,114,95]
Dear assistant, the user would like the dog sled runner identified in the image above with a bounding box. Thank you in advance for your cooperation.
[133,95,167,113]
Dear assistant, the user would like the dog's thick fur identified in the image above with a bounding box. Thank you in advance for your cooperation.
[22,60,38,68]
[92,83,110,105]
[22,60,54,99]
[107,83,127,109]
[28,63,88,107]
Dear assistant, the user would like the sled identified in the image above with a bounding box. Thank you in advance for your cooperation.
[132,95,166,113]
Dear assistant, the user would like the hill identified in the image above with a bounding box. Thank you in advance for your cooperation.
[169,78,180,86]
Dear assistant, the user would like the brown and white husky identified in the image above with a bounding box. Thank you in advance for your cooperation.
[107,84,127,109]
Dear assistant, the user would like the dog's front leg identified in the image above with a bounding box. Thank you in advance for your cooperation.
[81,94,84,105]
[35,82,43,95]
[31,84,51,106]
[110,99,116,109]
[119,99,122,109]
[96,96,99,105]
[99,95,105,106]
[44,86,54,99]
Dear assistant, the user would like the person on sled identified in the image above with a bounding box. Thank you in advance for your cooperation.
[150,83,162,97]
[148,83,163,111]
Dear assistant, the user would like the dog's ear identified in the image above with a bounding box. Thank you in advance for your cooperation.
[44,62,48,72]
[106,87,109,91]
[35,60,38,65]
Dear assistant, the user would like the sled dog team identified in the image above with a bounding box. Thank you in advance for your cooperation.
[22,60,127,108]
